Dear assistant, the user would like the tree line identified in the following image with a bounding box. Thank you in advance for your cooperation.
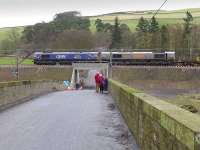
[0,11,200,60]
[134,11,196,60]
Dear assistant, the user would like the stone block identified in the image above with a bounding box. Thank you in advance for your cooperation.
[109,79,200,150]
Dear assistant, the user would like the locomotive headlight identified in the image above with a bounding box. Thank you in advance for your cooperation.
[37,55,41,59]
[34,55,41,60]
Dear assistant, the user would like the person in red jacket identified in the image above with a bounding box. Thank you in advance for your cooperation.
[95,72,100,93]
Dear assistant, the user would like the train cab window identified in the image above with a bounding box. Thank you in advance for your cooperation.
[113,54,122,58]
[41,55,50,59]
[154,53,166,59]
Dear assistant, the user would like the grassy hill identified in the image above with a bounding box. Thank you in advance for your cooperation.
[1,8,200,41]
[90,8,200,20]
[0,26,24,42]
[89,8,200,32]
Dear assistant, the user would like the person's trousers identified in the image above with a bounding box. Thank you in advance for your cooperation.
[96,84,100,93]
[100,84,104,93]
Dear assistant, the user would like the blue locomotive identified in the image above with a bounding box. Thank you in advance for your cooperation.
[33,51,176,65]
[33,52,98,65]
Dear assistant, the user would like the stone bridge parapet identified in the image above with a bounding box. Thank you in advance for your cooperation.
[0,80,63,111]
[109,79,200,150]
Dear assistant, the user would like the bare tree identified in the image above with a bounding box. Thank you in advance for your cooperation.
[8,27,21,50]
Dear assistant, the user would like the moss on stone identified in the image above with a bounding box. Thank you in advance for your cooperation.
[0,80,52,88]
[109,79,200,150]
[109,79,142,93]
[181,105,198,113]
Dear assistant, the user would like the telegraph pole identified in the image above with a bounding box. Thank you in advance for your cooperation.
[16,49,19,80]
[109,48,113,78]
[190,34,193,61]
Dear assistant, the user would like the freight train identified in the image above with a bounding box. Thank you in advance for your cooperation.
[33,51,176,65]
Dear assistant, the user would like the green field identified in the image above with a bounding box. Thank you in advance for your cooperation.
[90,8,200,32]
[0,57,33,65]
[90,8,200,20]
[1,8,200,41]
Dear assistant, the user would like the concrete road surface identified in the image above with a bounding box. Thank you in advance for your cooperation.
[0,90,139,150]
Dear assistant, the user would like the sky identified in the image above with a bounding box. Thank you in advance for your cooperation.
[0,0,199,27]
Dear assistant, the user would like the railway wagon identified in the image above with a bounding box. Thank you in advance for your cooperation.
[33,51,175,65]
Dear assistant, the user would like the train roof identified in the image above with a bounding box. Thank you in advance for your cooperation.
[34,51,175,55]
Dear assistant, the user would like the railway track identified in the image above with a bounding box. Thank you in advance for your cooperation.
[1,64,200,69]
[114,65,200,69]
[0,65,72,68]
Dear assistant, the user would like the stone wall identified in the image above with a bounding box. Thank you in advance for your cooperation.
[112,66,200,82]
[0,66,73,82]
[109,79,200,150]
[0,80,64,111]
[111,66,200,97]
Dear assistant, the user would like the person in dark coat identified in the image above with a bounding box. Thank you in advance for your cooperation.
[99,74,104,94]
[103,78,108,92]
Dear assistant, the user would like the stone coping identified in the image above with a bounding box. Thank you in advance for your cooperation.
[109,79,200,150]
[0,80,58,88]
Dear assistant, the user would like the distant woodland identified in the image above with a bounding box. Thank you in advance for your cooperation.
[1,11,200,60]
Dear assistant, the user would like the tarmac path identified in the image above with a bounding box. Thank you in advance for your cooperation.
[0,90,139,150]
